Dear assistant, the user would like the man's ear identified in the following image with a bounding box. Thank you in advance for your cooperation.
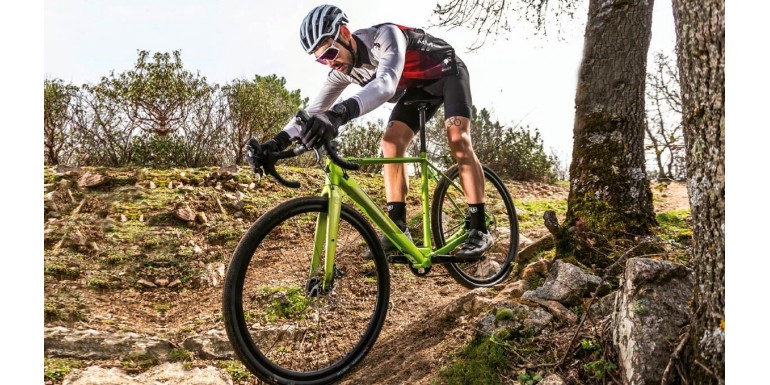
[340,25,350,40]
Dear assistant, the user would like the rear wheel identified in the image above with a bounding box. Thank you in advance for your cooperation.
[431,165,519,288]
[222,197,390,385]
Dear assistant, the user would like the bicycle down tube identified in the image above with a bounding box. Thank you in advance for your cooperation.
[314,156,469,283]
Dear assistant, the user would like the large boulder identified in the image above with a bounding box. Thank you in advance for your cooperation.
[44,327,173,360]
[521,260,604,306]
[182,329,235,360]
[612,258,693,385]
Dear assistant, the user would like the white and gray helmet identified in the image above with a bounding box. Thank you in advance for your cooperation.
[299,5,349,54]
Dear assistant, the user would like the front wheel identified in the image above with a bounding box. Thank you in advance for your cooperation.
[431,165,519,288]
[222,197,390,385]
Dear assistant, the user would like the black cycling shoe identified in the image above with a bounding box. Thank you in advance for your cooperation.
[455,229,494,260]
[364,229,412,260]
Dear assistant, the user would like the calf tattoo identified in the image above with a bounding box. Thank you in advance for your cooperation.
[446,117,462,127]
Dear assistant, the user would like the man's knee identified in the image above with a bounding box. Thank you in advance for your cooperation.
[382,120,414,153]
[445,116,473,156]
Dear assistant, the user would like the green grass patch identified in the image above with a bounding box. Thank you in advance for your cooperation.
[168,348,193,363]
[656,209,692,241]
[208,227,242,245]
[86,275,118,291]
[44,358,85,381]
[45,291,87,322]
[120,352,160,372]
[259,285,312,323]
[219,360,251,382]
[437,337,509,385]
[514,199,567,230]
[495,308,515,321]
[44,262,82,280]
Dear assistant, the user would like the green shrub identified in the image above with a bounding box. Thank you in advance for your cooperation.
[130,135,187,169]
[583,359,617,379]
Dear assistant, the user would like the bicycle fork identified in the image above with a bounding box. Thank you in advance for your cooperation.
[310,184,342,292]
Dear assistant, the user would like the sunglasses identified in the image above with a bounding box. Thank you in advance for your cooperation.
[315,42,340,64]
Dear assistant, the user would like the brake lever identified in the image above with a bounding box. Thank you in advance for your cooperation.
[245,138,264,184]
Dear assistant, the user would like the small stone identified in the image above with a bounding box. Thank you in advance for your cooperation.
[168,279,182,288]
[249,182,256,189]
[193,245,203,254]
[235,191,246,200]
[155,279,169,287]
[69,229,87,246]
[168,181,174,189]
[540,374,566,385]
[149,181,156,189]
[172,205,196,222]
[78,172,109,188]
[59,179,73,189]
[137,279,157,288]
[45,200,60,212]
[195,212,208,224]
[215,183,223,190]
[234,211,244,218]
[224,193,237,200]
[521,259,550,281]
[139,214,145,222]
[526,298,578,324]
[120,214,128,222]
[89,242,100,251]
[518,234,534,248]
[499,280,529,298]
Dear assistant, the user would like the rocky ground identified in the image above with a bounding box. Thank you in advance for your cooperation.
[43,165,691,384]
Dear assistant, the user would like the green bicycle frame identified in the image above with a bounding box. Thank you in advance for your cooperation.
[309,152,470,290]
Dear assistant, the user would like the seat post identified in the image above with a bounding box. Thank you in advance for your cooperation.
[418,104,427,154]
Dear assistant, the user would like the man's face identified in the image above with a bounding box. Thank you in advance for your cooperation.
[313,37,354,74]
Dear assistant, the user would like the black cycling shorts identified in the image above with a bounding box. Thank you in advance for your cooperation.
[388,59,473,133]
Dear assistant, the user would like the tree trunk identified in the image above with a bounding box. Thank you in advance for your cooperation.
[671,0,725,383]
[563,0,657,265]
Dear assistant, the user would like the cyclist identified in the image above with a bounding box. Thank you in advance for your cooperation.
[260,4,492,258]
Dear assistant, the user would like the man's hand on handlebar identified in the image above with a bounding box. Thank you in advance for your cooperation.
[301,110,343,150]
[245,110,360,189]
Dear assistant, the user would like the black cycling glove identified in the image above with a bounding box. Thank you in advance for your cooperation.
[301,110,343,149]
[261,131,293,155]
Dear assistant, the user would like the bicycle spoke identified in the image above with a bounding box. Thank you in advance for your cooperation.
[231,203,387,375]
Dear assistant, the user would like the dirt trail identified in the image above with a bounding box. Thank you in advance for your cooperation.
[44,170,690,384]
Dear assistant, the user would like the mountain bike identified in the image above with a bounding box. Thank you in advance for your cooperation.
[222,99,519,385]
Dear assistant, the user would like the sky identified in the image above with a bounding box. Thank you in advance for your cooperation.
[43,0,677,162]
[1,1,758,383]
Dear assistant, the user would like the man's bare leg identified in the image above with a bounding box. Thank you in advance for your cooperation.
[445,116,493,258]
[363,120,415,260]
[445,116,484,203]
[382,121,415,203]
